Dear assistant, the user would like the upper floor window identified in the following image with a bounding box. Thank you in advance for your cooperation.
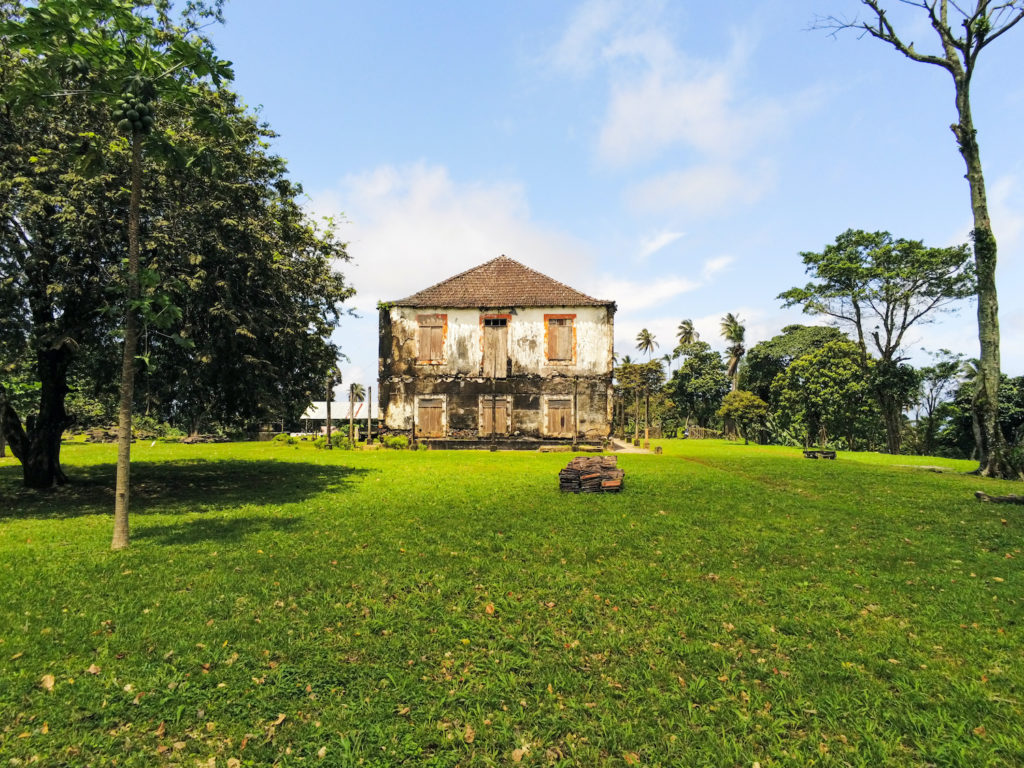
[417,314,445,363]
[545,315,574,362]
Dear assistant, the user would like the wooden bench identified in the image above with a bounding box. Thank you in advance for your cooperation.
[803,450,837,460]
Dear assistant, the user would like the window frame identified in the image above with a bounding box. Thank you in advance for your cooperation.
[544,314,576,364]
[416,314,447,365]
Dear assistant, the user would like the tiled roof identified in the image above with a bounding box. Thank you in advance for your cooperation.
[391,256,613,308]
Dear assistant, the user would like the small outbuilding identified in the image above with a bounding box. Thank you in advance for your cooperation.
[378,256,616,446]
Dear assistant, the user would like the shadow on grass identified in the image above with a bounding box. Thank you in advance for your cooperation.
[133,513,305,546]
[0,459,371,521]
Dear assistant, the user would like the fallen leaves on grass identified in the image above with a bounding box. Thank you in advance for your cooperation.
[86,664,101,675]
[40,674,54,691]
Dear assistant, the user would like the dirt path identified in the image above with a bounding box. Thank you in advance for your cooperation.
[608,438,653,454]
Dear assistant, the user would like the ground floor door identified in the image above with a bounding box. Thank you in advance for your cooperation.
[479,396,509,436]
[416,398,445,437]
[546,398,573,437]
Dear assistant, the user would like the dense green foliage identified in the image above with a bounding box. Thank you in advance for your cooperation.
[2,441,1021,766]
[772,340,879,449]
[716,390,768,444]
[741,325,846,403]
[780,229,974,454]
[0,1,353,487]
[667,342,729,428]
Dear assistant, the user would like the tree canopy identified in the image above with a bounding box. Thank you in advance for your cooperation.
[668,341,729,428]
[0,2,353,501]
[741,324,847,404]
[779,229,973,453]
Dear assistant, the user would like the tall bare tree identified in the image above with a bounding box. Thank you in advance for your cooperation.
[815,1,1024,477]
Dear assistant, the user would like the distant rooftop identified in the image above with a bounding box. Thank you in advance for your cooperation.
[390,255,613,308]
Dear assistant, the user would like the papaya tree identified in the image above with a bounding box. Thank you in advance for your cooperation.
[2,0,234,547]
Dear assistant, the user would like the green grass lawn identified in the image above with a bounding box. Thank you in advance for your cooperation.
[1,440,1022,767]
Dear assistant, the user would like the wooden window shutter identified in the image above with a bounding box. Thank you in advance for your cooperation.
[417,315,444,363]
[547,318,572,361]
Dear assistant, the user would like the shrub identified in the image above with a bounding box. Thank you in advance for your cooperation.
[312,436,326,450]
[132,415,185,440]
[382,435,409,450]
[330,431,353,449]
[273,433,296,445]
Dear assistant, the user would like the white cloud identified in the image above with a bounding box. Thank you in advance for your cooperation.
[637,230,685,261]
[701,255,734,281]
[551,0,622,76]
[627,161,776,216]
[551,2,814,217]
[310,162,591,312]
[598,47,794,167]
[590,276,699,314]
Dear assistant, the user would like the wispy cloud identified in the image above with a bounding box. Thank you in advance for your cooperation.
[637,230,685,261]
[701,256,734,281]
[551,1,814,215]
[626,161,776,217]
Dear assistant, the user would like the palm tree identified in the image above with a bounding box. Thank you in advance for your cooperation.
[661,353,675,376]
[677,319,699,346]
[636,328,658,360]
[720,313,746,391]
[349,382,366,446]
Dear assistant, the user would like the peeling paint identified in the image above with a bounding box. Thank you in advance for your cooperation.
[379,305,614,440]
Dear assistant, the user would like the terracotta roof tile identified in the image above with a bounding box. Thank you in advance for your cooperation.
[391,256,612,308]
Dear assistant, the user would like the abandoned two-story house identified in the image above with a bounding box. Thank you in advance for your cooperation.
[378,256,616,445]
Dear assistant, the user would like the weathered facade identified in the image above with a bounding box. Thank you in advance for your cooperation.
[378,256,616,444]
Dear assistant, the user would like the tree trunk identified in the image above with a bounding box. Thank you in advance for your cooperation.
[112,135,143,550]
[876,389,903,455]
[1,348,73,489]
[633,390,640,443]
[325,377,332,449]
[953,76,1010,477]
[644,388,649,443]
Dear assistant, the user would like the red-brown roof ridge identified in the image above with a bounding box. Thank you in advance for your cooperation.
[391,255,613,309]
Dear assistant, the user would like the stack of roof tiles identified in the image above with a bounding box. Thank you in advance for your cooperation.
[558,455,624,493]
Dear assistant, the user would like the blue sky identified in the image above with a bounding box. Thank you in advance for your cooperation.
[205,1,1024,392]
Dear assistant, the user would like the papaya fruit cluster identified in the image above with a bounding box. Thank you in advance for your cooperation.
[114,96,155,135]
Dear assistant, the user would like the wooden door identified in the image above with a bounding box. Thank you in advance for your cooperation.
[482,319,508,378]
[417,398,444,437]
[480,396,509,436]
[546,399,573,437]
